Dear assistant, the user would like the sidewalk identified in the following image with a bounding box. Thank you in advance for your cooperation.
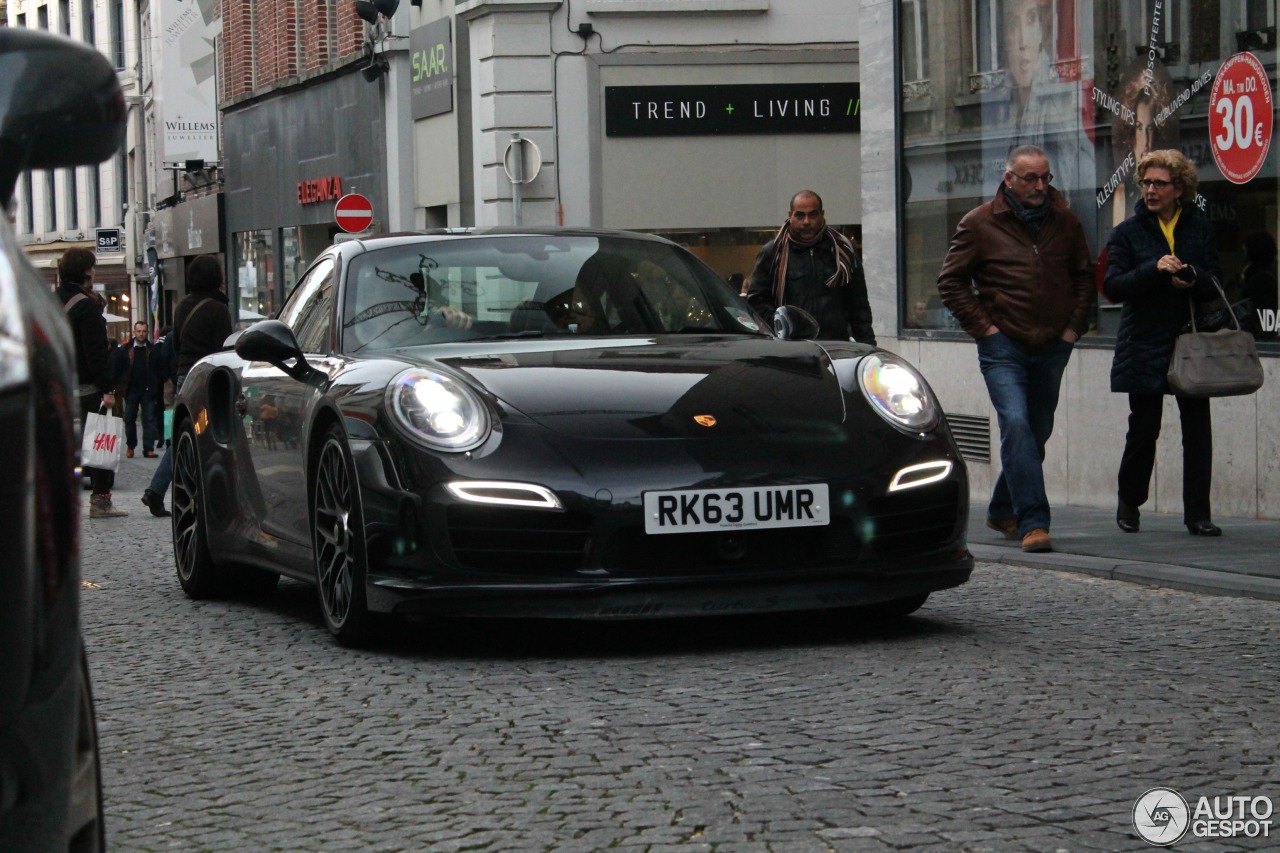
[968,504,1280,601]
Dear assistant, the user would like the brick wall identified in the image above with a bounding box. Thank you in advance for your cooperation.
[220,0,366,102]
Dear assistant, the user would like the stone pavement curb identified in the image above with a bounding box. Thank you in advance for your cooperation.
[969,543,1280,602]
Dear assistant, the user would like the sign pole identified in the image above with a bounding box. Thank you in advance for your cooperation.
[511,133,524,226]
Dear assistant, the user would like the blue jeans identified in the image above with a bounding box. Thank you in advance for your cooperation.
[977,332,1074,536]
[148,377,181,498]
[124,392,157,451]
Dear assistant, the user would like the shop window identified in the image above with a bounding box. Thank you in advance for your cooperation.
[235,230,276,326]
[899,1,1279,344]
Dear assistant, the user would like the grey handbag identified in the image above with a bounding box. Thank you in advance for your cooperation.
[1167,276,1265,398]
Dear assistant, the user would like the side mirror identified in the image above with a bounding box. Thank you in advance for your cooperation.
[0,29,125,205]
[773,306,820,341]
[234,320,317,382]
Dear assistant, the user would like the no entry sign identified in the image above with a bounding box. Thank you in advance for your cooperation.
[1209,52,1274,185]
[334,193,374,233]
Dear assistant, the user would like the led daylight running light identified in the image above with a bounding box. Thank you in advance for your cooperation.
[888,461,953,493]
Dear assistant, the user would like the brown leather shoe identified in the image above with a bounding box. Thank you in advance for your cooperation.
[126,447,134,458]
[985,516,1019,540]
[1021,528,1052,553]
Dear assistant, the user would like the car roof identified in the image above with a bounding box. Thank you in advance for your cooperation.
[330,227,678,260]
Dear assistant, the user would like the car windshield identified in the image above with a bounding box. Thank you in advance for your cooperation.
[341,234,767,353]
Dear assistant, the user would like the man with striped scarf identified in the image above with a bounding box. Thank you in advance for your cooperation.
[746,190,876,345]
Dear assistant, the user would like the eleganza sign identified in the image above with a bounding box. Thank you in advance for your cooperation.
[409,17,453,120]
[605,83,860,137]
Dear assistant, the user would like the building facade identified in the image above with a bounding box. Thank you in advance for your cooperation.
[209,0,1280,517]
[6,0,140,331]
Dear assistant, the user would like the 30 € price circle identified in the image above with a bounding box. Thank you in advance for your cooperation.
[1209,52,1273,185]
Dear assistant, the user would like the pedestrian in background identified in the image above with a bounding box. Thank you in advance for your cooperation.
[746,190,876,344]
[937,145,1093,553]
[142,255,233,517]
[152,325,175,447]
[728,272,747,297]
[55,248,128,518]
[111,321,159,458]
[1103,149,1223,537]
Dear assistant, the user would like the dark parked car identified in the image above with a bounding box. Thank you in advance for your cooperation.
[173,229,973,645]
[0,28,125,851]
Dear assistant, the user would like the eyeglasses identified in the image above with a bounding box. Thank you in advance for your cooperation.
[1010,171,1053,185]
[1138,179,1174,190]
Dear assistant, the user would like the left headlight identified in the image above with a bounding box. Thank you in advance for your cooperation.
[387,368,490,451]
[857,352,939,434]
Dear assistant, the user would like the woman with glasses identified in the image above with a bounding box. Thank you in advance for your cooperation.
[1103,149,1223,537]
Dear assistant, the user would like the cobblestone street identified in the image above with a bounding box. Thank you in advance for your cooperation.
[80,471,1278,851]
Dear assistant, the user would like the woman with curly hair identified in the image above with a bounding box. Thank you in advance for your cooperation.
[1103,149,1224,537]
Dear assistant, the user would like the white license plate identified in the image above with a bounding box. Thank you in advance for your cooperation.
[643,484,830,534]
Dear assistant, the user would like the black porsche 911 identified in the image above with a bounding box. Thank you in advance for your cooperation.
[172,229,972,644]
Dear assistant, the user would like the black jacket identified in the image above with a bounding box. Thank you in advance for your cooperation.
[110,341,157,396]
[747,232,876,344]
[1104,199,1221,395]
[55,281,112,396]
[172,289,232,378]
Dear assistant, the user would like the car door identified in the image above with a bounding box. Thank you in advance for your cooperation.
[240,255,339,546]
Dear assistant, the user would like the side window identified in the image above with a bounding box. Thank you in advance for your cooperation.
[280,256,336,353]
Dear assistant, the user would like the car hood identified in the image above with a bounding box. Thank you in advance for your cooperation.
[428,336,849,440]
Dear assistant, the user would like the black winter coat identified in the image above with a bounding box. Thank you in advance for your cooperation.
[172,289,232,378]
[55,281,112,396]
[1104,199,1221,395]
[747,232,876,345]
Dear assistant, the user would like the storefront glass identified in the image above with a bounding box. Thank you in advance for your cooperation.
[898,1,1278,343]
[234,229,275,326]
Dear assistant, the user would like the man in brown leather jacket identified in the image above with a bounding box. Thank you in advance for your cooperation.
[937,144,1093,554]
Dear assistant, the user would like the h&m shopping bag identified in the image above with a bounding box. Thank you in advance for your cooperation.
[81,409,125,471]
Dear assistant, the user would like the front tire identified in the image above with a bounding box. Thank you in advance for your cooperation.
[172,419,226,598]
[312,424,374,646]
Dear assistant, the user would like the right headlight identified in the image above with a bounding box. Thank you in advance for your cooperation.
[857,352,940,434]
[387,368,490,451]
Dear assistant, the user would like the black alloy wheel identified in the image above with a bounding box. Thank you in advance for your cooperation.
[312,424,374,645]
[171,419,224,597]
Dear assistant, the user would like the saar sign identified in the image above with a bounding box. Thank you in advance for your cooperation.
[409,17,453,121]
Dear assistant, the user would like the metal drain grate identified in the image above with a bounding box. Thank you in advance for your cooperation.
[944,413,991,463]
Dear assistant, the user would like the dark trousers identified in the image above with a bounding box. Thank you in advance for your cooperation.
[79,393,115,497]
[1117,393,1212,523]
[123,391,157,451]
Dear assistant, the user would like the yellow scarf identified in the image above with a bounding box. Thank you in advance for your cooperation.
[1158,205,1181,254]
